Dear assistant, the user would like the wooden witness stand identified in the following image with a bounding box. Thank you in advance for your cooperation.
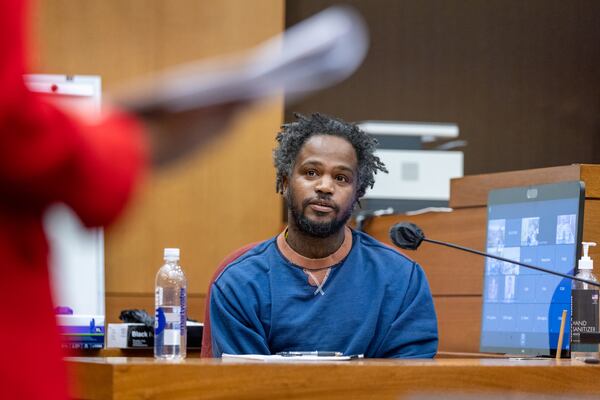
[366,163,600,353]
[67,357,600,399]
[67,165,600,399]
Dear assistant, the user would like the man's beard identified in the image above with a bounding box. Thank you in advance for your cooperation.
[287,189,354,238]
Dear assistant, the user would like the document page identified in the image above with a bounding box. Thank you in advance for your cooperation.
[222,353,362,362]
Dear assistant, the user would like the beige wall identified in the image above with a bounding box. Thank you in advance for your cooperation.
[31,0,284,322]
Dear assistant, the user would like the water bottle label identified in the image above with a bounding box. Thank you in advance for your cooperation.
[180,287,186,336]
[164,307,181,324]
[155,306,166,335]
[163,329,180,346]
[571,289,599,343]
[155,306,180,335]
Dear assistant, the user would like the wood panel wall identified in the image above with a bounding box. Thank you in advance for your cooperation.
[30,0,285,322]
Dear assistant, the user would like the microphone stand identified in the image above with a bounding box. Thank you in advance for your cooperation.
[422,237,600,289]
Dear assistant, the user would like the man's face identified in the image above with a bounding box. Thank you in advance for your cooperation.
[284,134,358,238]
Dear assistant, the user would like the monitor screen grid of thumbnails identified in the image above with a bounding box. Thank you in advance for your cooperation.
[480,198,579,356]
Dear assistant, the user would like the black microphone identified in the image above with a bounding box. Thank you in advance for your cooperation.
[389,222,600,288]
[389,222,424,250]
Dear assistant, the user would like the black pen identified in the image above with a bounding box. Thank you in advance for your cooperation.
[347,354,364,359]
[276,351,343,357]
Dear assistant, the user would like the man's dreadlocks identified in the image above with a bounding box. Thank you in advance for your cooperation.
[273,113,387,200]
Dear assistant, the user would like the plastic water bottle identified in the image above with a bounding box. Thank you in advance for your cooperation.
[571,242,599,360]
[154,248,187,360]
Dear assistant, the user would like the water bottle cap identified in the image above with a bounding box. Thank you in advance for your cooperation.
[164,248,180,260]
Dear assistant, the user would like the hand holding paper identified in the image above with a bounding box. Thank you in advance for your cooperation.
[111,6,369,166]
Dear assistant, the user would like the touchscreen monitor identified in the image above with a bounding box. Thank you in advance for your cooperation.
[480,180,585,357]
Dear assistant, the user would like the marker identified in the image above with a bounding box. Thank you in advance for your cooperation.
[277,351,343,357]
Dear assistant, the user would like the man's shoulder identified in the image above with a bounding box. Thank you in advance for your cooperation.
[352,230,430,290]
[352,229,416,266]
[214,237,278,283]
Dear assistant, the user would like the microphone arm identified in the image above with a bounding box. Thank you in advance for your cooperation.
[422,237,600,289]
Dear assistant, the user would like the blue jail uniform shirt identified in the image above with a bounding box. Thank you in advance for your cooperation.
[210,228,438,358]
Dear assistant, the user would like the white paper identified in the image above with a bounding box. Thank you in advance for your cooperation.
[112,6,368,115]
[221,353,360,362]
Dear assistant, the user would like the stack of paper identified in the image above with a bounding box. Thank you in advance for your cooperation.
[222,353,363,362]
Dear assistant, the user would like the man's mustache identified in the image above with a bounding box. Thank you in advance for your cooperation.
[302,196,339,212]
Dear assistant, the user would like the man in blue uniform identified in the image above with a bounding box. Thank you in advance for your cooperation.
[210,113,438,358]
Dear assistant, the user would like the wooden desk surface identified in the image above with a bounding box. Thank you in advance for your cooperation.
[67,357,600,399]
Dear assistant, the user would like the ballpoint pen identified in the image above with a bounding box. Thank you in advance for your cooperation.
[347,354,364,359]
[276,351,343,357]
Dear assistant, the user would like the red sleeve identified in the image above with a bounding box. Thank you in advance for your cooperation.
[0,0,148,227]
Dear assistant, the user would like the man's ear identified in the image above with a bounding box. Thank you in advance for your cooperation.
[282,175,289,195]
